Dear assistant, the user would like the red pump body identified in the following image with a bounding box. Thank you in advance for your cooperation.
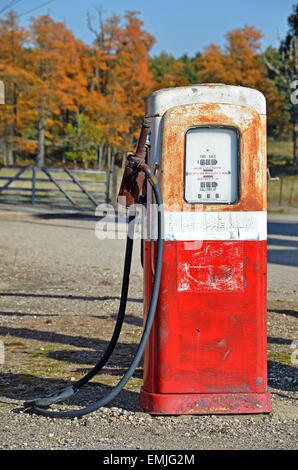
[139,85,271,414]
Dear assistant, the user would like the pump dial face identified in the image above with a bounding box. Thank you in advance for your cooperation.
[184,127,238,204]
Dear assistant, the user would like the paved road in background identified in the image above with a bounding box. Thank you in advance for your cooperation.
[267,214,298,302]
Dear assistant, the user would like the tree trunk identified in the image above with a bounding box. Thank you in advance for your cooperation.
[12,83,18,166]
[7,143,13,165]
[36,118,46,167]
[98,143,104,169]
[107,145,112,170]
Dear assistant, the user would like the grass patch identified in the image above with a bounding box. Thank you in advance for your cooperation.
[267,350,293,366]
[4,341,27,348]
[209,427,229,434]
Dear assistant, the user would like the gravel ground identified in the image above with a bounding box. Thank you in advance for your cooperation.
[0,204,297,451]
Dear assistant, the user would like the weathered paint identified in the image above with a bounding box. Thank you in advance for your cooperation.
[140,85,270,415]
[177,242,244,293]
[159,102,266,213]
[139,391,272,415]
[147,210,267,241]
[142,240,269,397]
[146,84,266,117]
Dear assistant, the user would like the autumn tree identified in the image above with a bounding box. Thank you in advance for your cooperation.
[264,3,298,164]
[114,11,155,149]
[87,10,155,158]
[0,10,31,164]
[0,9,294,169]
[197,43,229,83]
[199,25,266,86]
[197,24,292,139]
[86,8,124,157]
[28,15,88,166]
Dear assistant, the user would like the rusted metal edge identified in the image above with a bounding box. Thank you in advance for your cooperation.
[139,388,272,415]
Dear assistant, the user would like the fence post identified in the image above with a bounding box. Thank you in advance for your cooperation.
[98,144,103,170]
[111,164,118,208]
[107,146,112,170]
[279,177,283,206]
[106,169,111,204]
[31,166,36,204]
[288,176,295,206]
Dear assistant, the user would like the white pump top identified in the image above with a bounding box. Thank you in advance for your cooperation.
[146,84,266,116]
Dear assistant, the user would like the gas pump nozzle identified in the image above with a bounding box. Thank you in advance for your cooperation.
[118,117,156,207]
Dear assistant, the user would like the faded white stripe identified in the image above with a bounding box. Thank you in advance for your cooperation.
[147,211,267,241]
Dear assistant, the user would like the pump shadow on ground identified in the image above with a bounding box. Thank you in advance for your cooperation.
[0,309,143,327]
[0,291,142,303]
[92,313,143,328]
[267,309,298,319]
[267,361,298,392]
[0,310,60,318]
[35,212,100,221]
[33,211,134,224]
[0,372,140,412]
[0,360,296,416]
[45,349,144,378]
[0,325,140,352]
[267,336,293,345]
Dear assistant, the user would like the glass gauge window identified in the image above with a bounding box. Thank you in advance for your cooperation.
[184,127,238,204]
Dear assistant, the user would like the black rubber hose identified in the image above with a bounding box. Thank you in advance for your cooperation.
[24,213,136,409]
[74,213,136,390]
[24,183,164,418]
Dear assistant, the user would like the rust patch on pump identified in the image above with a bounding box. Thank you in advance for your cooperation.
[177,242,244,293]
[160,103,266,213]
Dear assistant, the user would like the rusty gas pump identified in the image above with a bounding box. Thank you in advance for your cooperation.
[24,84,271,417]
[139,84,271,414]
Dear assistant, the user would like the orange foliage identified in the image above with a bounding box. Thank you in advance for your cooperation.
[0,12,292,165]
[197,25,288,133]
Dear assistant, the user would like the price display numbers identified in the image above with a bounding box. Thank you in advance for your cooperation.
[184,127,239,204]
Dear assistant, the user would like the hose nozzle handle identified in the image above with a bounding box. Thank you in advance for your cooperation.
[117,117,152,207]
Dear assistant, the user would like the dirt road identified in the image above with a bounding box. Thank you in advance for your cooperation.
[0,204,297,450]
